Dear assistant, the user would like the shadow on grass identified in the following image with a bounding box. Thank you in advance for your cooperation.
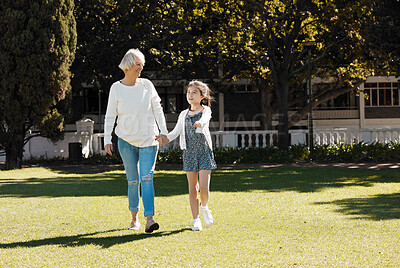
[0,172,127,198]
[1,167,399,221]
[315,193,400,220]
[1,167,400,199]
[208,167,400,193]
[46,164,125,175]
[0,228,189,249]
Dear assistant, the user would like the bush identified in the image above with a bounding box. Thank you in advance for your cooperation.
[85,153,122,165]
[22,141,400,166]
[158,147,183,164]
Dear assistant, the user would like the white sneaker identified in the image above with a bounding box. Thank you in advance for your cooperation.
[200,204,213,225]
[192,218,202,231]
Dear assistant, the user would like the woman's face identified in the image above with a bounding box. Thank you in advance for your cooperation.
[186,86,204,106]
[129,58,144,77]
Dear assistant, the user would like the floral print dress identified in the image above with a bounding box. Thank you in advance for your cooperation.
[182,111,217,172]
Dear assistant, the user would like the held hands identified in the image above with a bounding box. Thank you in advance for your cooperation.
[156,134,169,146]
[105,144,113,156]
[105,135,168,154]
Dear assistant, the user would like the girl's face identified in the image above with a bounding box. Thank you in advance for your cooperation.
[186,86,204,106]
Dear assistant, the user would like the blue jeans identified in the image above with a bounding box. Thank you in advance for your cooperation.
[118,137,158,216]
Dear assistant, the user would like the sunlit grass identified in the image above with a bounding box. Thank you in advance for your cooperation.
[0,166,399,267]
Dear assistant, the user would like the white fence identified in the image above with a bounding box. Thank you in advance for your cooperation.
[2,127,400,162]
[208,128,400,149]
[91,128,400,155]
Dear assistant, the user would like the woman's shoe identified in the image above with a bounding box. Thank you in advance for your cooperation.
[145,219,159,233]
[129,221,141,230]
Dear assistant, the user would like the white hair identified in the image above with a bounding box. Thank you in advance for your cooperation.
[118,48,145,72]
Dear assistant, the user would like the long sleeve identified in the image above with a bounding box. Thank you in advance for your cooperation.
[167,112,184,142]
[104,85,117,145]
[195,106,212,127]
[149,81,168,135]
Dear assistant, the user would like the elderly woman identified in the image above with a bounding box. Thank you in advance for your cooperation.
[104,48,168,233]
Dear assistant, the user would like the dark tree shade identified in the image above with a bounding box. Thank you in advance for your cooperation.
[368,0,400,74]
[0,0,77,169]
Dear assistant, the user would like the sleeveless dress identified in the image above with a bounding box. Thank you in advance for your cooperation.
[182,111,217,172]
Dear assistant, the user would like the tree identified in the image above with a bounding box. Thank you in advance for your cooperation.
[367,0,400,74]
[72,0,396,151]
[0,0,77,169]
[71,0,184,116]
[72,0,139,93]
[211,0,391,148]
[72,0,221,94]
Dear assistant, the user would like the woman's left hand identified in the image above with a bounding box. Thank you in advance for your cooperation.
[156,135,168,146]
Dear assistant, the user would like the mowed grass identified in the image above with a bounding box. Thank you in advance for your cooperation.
[0,166,399,267]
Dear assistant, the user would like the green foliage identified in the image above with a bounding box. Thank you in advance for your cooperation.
[72,0,221,94]
[157,147,183,164]
[214,147,245,164]
[22,141,400,167]
[0,0,77,169]
[84,153,122,165]
[367,0,400,73]
[313,141,400,163]
[71,0,398,152]
[168,142,400,164]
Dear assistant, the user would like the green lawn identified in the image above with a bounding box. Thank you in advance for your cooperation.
[0,166,399,267]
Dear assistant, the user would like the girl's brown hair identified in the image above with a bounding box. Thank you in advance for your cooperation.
[187,80,214,107]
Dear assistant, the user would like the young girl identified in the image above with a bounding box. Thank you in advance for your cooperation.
[166,80,217,231]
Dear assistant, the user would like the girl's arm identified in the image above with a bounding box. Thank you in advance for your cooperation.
[167,112,184,142]
[194,106,212,127]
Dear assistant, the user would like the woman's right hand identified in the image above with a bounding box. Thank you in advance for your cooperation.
[105,144,113,156]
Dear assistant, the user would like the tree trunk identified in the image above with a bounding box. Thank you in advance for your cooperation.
[277,77,290,148]
[5,130,25,170]
[259,80,273,130]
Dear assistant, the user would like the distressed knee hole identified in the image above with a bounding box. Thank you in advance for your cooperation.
[128,181,139,186]
[142,176,151,181]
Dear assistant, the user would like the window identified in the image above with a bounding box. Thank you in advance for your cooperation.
[365,82,399,107]
[316,90,357,110]
[232,84,258,93]
[157,86,185,113]
[394,83,399,105]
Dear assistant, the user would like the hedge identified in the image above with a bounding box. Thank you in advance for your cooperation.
[22,142,400,166]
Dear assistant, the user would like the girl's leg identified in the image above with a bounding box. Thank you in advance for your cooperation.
[198,170,211,206]
[186,171,200,219]
[199,170,213,225]
[117,138,140,225]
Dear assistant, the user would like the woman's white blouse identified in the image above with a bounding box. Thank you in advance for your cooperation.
[104,78,168,147]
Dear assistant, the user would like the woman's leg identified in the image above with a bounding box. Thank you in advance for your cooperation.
[138,146,158,217]
[186,171,200,219]
[117,138,140,224]
[198,170,211,207]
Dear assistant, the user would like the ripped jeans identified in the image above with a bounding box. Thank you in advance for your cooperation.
[118,137,158,216]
